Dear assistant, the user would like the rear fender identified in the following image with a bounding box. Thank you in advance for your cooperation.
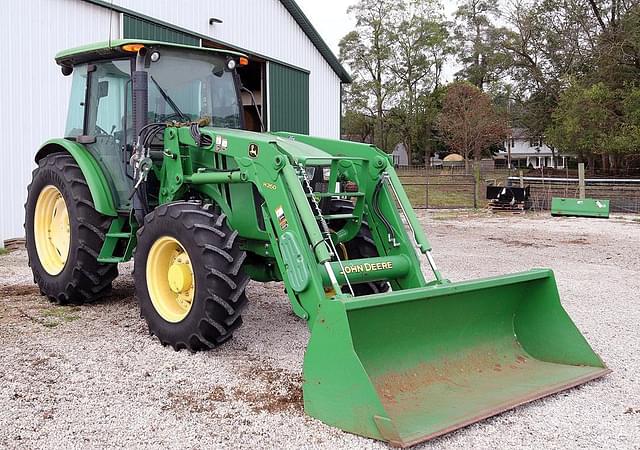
[35,139,118,217]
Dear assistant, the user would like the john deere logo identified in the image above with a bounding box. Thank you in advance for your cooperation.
[342,261,393,275]
[248,143,259,158]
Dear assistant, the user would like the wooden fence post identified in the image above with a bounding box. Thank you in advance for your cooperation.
[578,163,586,199]
[425,184,429,209]
[474,165,481,209]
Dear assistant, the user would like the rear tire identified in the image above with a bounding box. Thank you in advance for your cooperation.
[24,153,118,305]
[327,199,390,296]
[135,202,249,352]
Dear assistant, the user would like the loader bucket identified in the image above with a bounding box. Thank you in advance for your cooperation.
[303,269,609,447]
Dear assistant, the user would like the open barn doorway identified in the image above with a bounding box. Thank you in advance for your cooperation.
[202,39,266,132]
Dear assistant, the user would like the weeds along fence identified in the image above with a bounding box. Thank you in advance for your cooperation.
[507,177,640,214]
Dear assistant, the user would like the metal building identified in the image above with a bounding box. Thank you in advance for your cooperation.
[0,0,350,242]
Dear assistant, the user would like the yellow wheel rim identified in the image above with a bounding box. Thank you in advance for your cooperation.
[34,185,70,275]
[146,236,195,323]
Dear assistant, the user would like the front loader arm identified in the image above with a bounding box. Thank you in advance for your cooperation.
[246,153,338,324]
[274,132,441,283]
[376,168,443,282]
[157,126,444,325]
[273,133,435,253]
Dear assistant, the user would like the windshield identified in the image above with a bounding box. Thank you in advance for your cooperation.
[147,49,242,128]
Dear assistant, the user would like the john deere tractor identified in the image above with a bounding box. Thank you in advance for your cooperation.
[25,40,609,446]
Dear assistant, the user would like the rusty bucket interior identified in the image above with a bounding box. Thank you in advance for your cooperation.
[303,270,610,447]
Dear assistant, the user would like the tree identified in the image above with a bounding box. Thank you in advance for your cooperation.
[585,0,640,87]
[341,0,453,159]
[386,88,446,164]
[547,80,640,174]
[496,0,602,169]
[387,1,452,162]
[613,86,640,172]
[546,81,618,173]
[340,0,397,149]
[438,82,509,172]
[520,91,561,168]
[341,81,375,142]
[454,0,506,90]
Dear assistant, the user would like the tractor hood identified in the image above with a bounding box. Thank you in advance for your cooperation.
[207,128,337,165]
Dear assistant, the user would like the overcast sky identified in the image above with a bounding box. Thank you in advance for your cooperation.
[295,0,460,80]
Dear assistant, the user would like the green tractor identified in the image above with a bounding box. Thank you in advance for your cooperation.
[25,40,609,446]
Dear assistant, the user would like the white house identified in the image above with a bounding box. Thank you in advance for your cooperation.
[0,0,350,243]
[496,128,567,169]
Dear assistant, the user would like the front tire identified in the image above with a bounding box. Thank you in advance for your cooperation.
[135,202,249,352]
[25,153,118,304]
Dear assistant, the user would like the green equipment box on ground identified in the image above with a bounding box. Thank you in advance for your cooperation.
[551,198,610,218]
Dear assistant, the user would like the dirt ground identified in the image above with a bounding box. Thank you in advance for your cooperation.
[0,212,638,449]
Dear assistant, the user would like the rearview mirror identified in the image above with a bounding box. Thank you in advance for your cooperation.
[98,81,109,99]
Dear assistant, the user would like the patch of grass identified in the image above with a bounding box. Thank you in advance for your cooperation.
[0,248,8,256]
[403,184,476,208]
[432,213,462,221]
[40,306,81,327]
[431,210,490,221]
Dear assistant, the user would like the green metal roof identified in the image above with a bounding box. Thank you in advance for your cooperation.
[56,39,246,66]
[80,0,351,83]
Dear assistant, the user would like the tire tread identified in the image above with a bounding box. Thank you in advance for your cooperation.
[25,154,118,305]
[136,203,248,352]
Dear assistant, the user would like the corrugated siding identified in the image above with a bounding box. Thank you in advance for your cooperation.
[108,0,341,138]
[0,0,119,240]
[122,14,199,45]
[269,63,309,134]
[0,0,343,240]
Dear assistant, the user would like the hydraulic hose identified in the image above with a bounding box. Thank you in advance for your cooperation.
[372,176,398,247]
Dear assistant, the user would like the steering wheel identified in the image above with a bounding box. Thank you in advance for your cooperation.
[93,125,118,146]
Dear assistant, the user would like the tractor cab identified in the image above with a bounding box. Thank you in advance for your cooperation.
[56,40,247,209]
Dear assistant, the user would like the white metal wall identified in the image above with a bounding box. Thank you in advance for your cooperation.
[0,0,120,240]
[0,0,342,240]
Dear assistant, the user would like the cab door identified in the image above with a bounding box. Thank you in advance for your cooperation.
[67,59,133,209]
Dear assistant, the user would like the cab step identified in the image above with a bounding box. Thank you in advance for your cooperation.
[106,232,131,239]
[98,217,136,264]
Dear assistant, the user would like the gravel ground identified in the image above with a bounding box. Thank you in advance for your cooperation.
[0,211,638,449]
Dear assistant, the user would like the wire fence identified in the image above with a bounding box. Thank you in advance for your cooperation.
[396,165,512,178]
[520,181,640,214]
[396,166,640,213]
[400,175,477,210]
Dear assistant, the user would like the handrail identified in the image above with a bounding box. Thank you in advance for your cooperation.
[508,176,640,184]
